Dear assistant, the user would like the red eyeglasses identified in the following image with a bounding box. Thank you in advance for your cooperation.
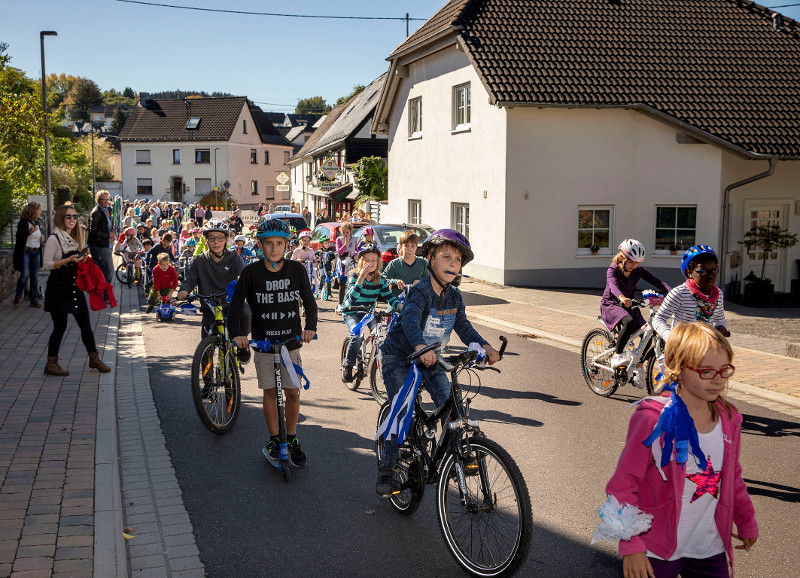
[686,365,735,380]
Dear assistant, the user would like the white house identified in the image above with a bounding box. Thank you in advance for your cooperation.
[119,96,293,210]
[372,0,800,295]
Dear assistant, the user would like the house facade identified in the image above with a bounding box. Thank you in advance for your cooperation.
[373,0,800,294]
[119,97,293,209]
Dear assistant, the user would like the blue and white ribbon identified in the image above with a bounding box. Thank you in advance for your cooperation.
[280,344,310,390]
[642,393,707,472]
[468,342,486,362]
[225,280,237,303]
[375,363,422,444]
[350,312,374,337]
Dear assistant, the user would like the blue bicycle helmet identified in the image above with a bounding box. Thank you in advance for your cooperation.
[256,218,291,239]
[680,245,717,278]
[185,238,197,247]
[356,243,381,259]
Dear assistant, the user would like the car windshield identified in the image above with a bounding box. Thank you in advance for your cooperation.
[280,217,310,231]
[374,226,432,246]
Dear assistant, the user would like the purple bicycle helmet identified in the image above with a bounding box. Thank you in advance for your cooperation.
[421,229,474,266]
[356,243,380,259]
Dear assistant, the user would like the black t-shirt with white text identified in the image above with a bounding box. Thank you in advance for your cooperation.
[227,259,317,350]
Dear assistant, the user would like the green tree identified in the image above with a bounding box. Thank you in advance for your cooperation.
[336,84,366,106]
[295,96,331,114]
[109,106,127,134]
[739,225,799,281]
[352,156,388,204]
[66,77,103,121]
[122,86,135,99]
[102,88,136,106]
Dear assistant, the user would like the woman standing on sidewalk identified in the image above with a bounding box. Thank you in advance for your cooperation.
[13,202,45,308]
[41,205,110,376]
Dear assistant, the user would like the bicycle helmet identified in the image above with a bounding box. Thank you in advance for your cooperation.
[298,230,312,239]
[256,218,291,239]
[233,234,247,244]
[364,226,375,236]
[191,227,202,234]
[185,238,197,247]
[421,229,474,267]
[203,218,229,236]
[356,243,380,259]
[136,222,147,230]
[618,239,646,263]
[680,245,718,278]
[124,227,135,236]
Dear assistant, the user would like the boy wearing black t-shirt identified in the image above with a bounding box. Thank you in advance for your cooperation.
[229,219,317,468]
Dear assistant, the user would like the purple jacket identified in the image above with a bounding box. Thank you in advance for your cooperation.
[606,396,758,570]
[600,265,670,331]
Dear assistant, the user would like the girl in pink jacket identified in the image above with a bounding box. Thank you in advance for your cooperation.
[593,322,758,578]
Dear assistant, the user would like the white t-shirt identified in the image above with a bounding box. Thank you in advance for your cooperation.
[25,221,42,249]
[650,419,725,561]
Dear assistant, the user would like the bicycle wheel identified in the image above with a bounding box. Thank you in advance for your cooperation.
[436,437,532,577]
[190,335,241,435]
[580,328,618,397]
[340,337,360,391]
[374,402,424,514]
[126,263,134,288]
[115,262,129,285]
[369,353,388,404]
[644,354,660,395]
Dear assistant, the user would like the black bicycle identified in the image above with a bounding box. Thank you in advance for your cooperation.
[375,336,533,577]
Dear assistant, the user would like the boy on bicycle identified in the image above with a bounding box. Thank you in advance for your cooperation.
[375,229,499,498]
[228,218,317,468]
[382,229,428,309]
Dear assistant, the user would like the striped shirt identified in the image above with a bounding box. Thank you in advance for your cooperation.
[651,282,727,342]
[342,272,401,313]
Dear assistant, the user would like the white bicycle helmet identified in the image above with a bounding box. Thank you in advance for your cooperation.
[203,218,229,237]
[618,239,646,262]
[233,234,247,244]
[298,230,312,239]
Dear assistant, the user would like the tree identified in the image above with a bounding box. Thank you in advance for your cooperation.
[738,224,799,282]
[102,88,136,107]
[122,86,135,99]
[352,156,388,205]
[66,77,103,121]
[295,96,331,114]
[109,106,127,134]
[336,84,366,106]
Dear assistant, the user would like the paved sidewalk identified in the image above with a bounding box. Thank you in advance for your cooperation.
[460,278,800,414]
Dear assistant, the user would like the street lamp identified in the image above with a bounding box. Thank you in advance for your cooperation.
[40,30,57,236]
[213,147,220,207]
[90,122,101,194]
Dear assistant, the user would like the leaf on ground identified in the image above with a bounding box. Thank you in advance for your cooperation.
[122,532,135,540]
[365,510,375,515]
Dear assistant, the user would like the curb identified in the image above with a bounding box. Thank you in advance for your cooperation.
[94,304,129,578]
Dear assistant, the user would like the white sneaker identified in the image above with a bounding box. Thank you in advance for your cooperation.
[631,369,645,389]
[610,353,629,368]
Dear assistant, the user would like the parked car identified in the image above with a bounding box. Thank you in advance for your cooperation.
[272,205,291,213]
[352,223,435,263]
[258,212,310,233]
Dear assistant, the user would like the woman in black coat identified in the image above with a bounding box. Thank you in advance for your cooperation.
[13,202,45,307]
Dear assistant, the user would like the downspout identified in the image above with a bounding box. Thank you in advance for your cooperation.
[720,158,777,296]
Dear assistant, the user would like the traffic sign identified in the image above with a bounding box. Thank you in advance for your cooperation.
[277,172,289,185]
[320,159,339,180]
[276,185,290,192]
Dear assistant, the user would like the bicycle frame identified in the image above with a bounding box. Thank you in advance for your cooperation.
[589,303,664,381]
[200,295,241,388]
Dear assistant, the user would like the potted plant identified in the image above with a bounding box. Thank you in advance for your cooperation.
[738,224,798,304]
[669,242,681,255]
[589,244,599,255]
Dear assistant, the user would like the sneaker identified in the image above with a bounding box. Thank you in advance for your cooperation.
[262,438,280,468]
[631,369,645,389]
[610,353,629,369]
[376,467,400,498]
[342,364,354,383]
[289,437,306,468]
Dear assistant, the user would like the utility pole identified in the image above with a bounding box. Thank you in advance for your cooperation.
[40,31,57,235]
[406,13,409,37]
[91,125,96,194]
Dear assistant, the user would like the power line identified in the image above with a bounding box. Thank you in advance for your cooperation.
[768,3,800,7]
[113,0,426,21]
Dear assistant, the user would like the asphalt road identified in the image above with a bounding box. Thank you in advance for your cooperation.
[140,295,800,578]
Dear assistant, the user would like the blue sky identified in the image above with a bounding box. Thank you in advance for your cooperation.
[4,0,800,112]
[2,0,443,111]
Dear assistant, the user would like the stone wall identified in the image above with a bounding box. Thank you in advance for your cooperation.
[0,252,16,301]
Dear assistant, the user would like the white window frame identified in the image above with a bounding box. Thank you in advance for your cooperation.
[195,149,210,164]
[452,83,471,132]
[136,178,152,196]
[408,199,422,225]
[408,97,422,139]
[451,203,470,239]
[135,150,151,165]
[251,180,258,196]
[654,205,697,255]
[577,205,614,256]
[172,149,180,164]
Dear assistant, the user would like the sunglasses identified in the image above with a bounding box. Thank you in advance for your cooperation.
[64,214,79,220]
[686,365,735,380]
[693,268,719,277]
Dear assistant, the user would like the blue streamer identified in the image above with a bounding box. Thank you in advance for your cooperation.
[350,312,374,336]
[225,280,237,303]
[375,363,422,444]
[642,393,707,471]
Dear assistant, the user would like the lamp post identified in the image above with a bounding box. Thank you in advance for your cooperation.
[40,30,57,236]
[213,147,220,208]
[90,122,100,194]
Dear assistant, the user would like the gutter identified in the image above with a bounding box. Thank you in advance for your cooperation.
[720,158,778,296]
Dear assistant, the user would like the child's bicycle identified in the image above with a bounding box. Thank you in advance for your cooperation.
[375,336,533,577]
[299,258,319,298]
[249,335,316,482]
[340,306,397,399]
[185,288,243,435]
[115,250,146,289]
[580,290,665,397]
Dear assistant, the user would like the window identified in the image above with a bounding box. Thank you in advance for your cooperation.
[250,149,257,164]
[251,180,258,196]
[243,119,248,134]
[452,203,470,239]
[185,118,201,130]
[135,150,151,164]
[195,149,210,164]
[408,97,422,137]
[312,226,330,242]
[172,149,180,164]
[655,206,697,252]
[265,185,275,200]
[195,178,212,196]
[408,199,422,225]
[264,150,270,165]
[136,178,152,196]
[452,83,471,130]
[284,151,290,164]
[577,206,613,253]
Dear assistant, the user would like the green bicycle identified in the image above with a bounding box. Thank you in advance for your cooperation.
[187,291,243,435]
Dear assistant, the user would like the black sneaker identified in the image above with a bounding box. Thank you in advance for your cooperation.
[289,437,306,468]
[342,364,354,383]
[262,438,280,468]
[376,468,400,498]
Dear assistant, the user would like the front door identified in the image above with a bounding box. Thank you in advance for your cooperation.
[742,201,789,291]
[172,177,182,202]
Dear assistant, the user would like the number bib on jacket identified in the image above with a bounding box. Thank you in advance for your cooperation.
[423,307,457,348]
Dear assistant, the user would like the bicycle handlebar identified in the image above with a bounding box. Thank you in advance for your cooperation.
[248,334,318,352]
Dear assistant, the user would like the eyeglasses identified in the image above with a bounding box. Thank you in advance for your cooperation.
[100,197,110,201]
[693,268,719,277]
[686,365,735,380]
[64,214,79,220]
[207,236,226,243]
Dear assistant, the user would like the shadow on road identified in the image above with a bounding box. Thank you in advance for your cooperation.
[479,384,582,406]
[462,293,509,306]
[744,478,800,503]
[742,413,800,437]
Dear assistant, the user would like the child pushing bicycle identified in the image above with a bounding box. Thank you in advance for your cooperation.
[228,218,317,468]
[375,229,499,498]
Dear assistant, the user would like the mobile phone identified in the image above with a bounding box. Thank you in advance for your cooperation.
[78,248,89,258]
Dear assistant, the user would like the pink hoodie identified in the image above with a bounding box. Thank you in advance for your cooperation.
[606,395,758,570]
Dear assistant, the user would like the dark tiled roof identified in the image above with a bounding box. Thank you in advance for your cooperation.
[263,112,287,124]
[391,0,470,56]
[286,113,323,127]
[249,105,292,146]
[291,104,347,161]
[119,97,248,142]
[452,0,800,157]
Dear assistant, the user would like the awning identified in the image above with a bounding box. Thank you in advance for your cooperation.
[326,183,353,202]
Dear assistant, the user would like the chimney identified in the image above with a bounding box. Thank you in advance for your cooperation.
[139,92,151,107]
[773,12,782,31]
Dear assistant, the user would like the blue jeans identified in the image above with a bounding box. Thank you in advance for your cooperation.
[15,249,40,300]
[378,353,451,469]
[343,311,376,367]
[90,246,114,284]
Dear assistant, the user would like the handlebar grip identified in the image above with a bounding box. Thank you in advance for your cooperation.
[406,342,441,364]
[498,336,508,359]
